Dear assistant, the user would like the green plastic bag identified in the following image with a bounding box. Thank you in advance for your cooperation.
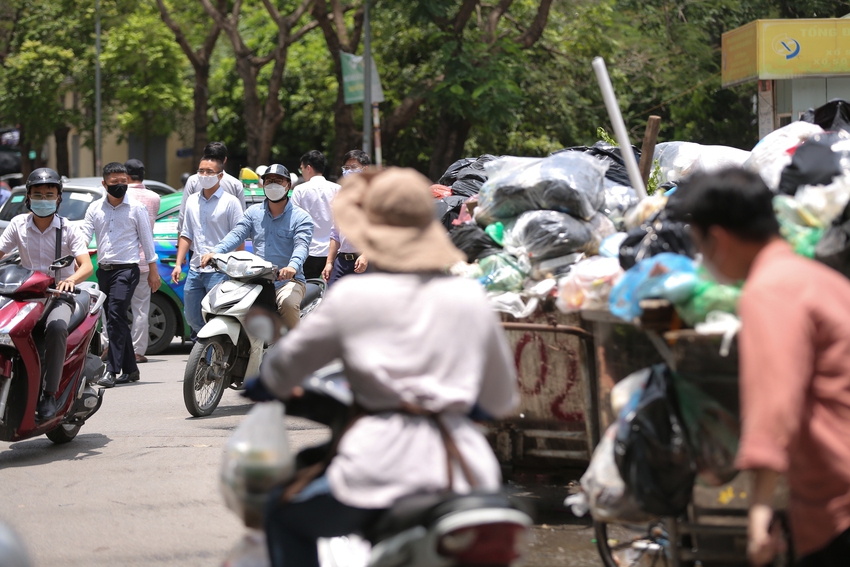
[674,275,741,326]
[478,253,527,292]
[484,221,505,246]
[778,216,824,258]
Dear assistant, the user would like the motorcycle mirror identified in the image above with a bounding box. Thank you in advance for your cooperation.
[50,254,75,270]
[245,307,287,344]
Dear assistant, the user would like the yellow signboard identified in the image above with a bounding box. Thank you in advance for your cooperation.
[722,19,850,87]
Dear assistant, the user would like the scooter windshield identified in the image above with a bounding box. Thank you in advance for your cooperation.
[0,264,36,295]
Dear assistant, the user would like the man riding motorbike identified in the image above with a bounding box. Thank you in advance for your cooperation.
[0,168,93,419]
[201,164,313,331]
[242,168,519,567]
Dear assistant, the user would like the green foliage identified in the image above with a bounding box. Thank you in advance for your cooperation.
[101,9,192,141]
[597,127,618,147]
[647,159,662,195]
[0,39,75,149]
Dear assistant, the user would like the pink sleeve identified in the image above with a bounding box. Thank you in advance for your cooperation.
[735,285,814,473]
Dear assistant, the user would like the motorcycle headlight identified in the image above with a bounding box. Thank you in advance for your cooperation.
[224,259,264,279]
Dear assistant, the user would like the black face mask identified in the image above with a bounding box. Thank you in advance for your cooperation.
[106,183,128,198]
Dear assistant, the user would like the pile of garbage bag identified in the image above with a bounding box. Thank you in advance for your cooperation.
[440,99,850,322]
[567,363,740,523]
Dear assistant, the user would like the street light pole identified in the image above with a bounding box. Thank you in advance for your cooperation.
[362,0,372,156]
[95,0,102,173]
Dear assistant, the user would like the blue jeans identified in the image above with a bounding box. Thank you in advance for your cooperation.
[264,476,384,567]
[184,270,229,333]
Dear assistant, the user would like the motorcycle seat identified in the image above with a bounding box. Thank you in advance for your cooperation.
[300,282,322,309]
[67,290,91,333]
[366,492,520,544]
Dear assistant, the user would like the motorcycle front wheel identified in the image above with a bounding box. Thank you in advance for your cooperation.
[46,423,81,444]
[183,336,232,417]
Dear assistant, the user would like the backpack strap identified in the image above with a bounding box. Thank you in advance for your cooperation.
[54,216,64,263]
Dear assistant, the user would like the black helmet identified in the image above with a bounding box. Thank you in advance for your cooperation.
[26,168,63,192]
[261,164,290,182]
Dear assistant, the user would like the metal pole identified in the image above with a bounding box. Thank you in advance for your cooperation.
[95,0,102,174]
[592,56,646,199]
[372,103,382,167]
[362,0,372,156]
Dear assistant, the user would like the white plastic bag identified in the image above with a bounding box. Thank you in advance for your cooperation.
[745,122,824,190]
[220,401,295,529]
[610,368,651,417]
[654,142,750,183]
[555,257,623,313]
[796,173,850,226]
[571,424,655,523]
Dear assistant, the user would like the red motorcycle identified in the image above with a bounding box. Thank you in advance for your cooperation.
[0,253,107,445]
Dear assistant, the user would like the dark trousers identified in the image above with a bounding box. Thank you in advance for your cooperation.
[328,256,356,286]
[797,527,850,567]
[264,485,383,567]
[302,256,327,280]
[42,301,72,393]
[98,265,140,375]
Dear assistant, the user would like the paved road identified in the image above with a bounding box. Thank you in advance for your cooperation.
[0,341,329,566]
[0,340,600,566]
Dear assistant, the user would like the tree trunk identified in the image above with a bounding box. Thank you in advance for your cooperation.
[332,86,357,173]
[20,138,32,181]
[428,116,471,181]
[54,126,71,177]
[193,66,211,164]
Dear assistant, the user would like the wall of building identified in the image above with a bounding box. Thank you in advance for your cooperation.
[45,124,194,190]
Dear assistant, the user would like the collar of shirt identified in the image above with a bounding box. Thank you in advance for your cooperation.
[200,186,225,202]
[104,194,130,209]
[264,199,291,219]
[26,213,61,235]
[129,182,145,188]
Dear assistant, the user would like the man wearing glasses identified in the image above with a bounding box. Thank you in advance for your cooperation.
[290,150,340,280]
[172,156,244,336]
[178,142,246,233]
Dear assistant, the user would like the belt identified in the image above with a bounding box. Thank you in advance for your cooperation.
[98,263,137,271]
[339,253,358,261]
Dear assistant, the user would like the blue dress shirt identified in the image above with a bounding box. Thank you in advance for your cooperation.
[214,200,313,286]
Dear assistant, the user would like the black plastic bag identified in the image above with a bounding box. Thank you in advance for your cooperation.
[618,211,695,270]
[778,132,845,195]
[451,155,499,197]
[475,153,607,224]
[438,158,475,186]
[615,364,696,517]
[815,198,850,279]
[503,210,593,262]
[449,224,501,262]
[434,195,468,231]
[801,99,850,133]
[554,142,641,188]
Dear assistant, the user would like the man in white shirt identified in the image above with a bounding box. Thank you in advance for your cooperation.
[0,168,93,419]
[178,141,246,233]
[290,150,339,280]
[172,156,244,335]
[81,162,160,388]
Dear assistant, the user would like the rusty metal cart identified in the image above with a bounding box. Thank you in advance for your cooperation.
[581,307,791,567]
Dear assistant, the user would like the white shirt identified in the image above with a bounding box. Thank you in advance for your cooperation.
[81,195,158,266]
[0,214,89,280]
[178,172,246,232]
[290,175,340,257]
[261,273,518,508]
[127,183,160,273]
[181,187,243,271]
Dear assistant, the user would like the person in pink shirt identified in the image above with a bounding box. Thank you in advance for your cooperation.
[670,168,850,567]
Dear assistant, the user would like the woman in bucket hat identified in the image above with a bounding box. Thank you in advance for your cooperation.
[243,167,519,567]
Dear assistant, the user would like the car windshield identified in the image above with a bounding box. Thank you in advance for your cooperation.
[0,190,97,222]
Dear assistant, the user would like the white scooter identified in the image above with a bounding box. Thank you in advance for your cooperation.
[182,251,325,417]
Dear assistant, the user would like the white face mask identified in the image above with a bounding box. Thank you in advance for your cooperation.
[264,183,287,201]
[199,173,220,189]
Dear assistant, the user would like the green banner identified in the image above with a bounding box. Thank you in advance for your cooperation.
[340,51,385,105]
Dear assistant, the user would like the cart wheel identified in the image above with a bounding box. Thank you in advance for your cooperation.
[594,520,671,567]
